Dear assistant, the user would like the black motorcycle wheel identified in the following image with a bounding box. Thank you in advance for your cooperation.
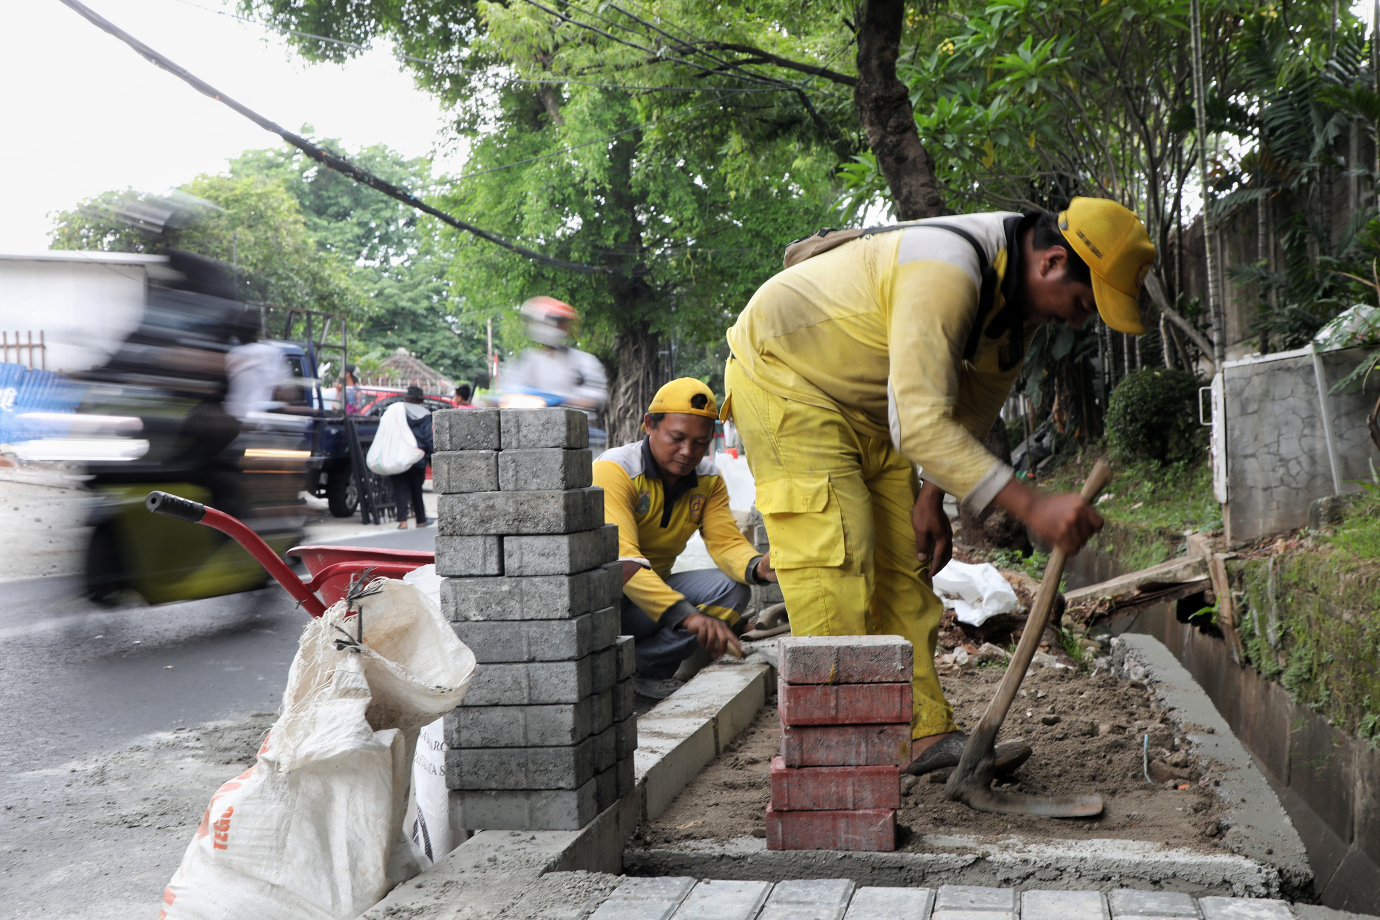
[85,523,127,606]
[325,466,359,518]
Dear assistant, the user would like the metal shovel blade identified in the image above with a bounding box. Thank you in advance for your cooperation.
[944,459,1113,820]
[956,784,1105,818]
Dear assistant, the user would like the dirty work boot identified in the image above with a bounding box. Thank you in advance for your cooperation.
[903,732,1033,777]
[633,676,685,700]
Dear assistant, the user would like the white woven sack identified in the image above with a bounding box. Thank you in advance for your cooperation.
[160,579,475,920]
[367,402,425,475]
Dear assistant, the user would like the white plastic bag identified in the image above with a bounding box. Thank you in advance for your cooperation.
[367,402,424,476]
[161,579,476,920]
[931,560,1020,627]
[400,564,454,865]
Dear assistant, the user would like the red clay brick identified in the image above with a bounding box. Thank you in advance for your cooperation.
[777,679,912,726]
[770,757,900,810]
[777,636,912,685]
[779,723,911,767]
[764,803,896,851]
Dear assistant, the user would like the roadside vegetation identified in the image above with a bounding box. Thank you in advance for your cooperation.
[1234,493,1380,743]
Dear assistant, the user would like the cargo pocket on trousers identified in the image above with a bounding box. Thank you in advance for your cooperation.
[754,475,846,569]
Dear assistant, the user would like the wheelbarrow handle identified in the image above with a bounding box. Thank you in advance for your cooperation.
[145,491,206,523]
[146,490,328,618]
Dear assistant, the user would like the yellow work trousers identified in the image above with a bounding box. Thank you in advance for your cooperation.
[725,359,957,740]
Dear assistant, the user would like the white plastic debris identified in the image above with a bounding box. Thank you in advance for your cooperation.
[931,561,1020,627]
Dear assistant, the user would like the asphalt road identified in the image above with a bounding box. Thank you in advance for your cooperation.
[0,526,438,775]
[0,526,438,919]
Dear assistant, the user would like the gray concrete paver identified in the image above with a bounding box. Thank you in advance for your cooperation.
[1108,890,1202,920]
[844,886,934,920]
[591,876,698,920]
[1198,898,1294,920]
[758,879,857,920]
[671,879,773,920]
[932,910,1017,920]
[936,886,1019,911]
[1022,890,1110,920]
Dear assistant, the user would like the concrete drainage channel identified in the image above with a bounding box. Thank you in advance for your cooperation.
[364,634,1312,920]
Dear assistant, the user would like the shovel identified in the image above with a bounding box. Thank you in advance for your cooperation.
[944,459,1112,817]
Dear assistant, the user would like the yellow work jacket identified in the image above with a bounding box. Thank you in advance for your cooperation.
[726,211,1034,514]
[593,440,761,624]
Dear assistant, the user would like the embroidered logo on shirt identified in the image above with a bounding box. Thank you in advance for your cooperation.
[635,492,651,515]
[689,494,706,522]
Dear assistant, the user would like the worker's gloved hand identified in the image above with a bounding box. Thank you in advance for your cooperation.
[682,611,743,659]
[1027,492,1104,554]
[911,483,952,583]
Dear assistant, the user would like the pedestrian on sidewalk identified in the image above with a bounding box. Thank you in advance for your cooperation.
[391,386,434,529]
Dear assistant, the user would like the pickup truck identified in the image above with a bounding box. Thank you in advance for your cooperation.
[272,346,456,517]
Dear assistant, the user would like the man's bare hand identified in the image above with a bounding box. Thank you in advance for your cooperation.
[995,478,1103,555]
[911,483,953,583]
[754,552,778,584]
[1026,493,1103,554]
[682,612,743,659]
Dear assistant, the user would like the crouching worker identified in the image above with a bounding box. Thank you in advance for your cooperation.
[593,378,778,699]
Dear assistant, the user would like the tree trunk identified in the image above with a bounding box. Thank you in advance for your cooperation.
[607,323,661,447]
[853,0,948,220]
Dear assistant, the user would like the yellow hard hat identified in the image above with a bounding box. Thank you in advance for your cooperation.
[648,378,718,420]
[1058,197,1157,335]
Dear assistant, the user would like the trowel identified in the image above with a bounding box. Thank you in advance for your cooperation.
[945,459,1112,817]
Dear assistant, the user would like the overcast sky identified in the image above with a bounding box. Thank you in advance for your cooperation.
[0,0,462,253]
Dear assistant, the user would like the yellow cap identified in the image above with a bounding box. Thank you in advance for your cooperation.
[1057,197,1157,335]
[648,378,719,420]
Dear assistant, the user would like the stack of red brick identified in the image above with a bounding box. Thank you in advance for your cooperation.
[766,635,914,852]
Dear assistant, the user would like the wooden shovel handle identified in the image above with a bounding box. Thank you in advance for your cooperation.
[968,460,1112,751]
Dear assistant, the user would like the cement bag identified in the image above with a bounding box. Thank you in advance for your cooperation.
[400,564,454,865]
[367,402,424,475]
[161,579,476,920]
[931,560,1019,628]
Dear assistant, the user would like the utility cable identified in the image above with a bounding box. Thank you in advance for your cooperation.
[57,0,609,275]
[170,0,786,95]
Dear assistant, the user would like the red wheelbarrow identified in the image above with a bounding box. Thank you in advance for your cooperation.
[145,491,435,616]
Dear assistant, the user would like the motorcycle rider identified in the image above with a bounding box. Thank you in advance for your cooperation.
[503,297,609,447]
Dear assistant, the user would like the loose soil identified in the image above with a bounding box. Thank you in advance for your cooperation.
[637,663,1228,853]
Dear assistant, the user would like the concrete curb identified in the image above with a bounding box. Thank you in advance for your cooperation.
[1113,635,1312,897]
[623,834,1286,898]
[359,656,773,919]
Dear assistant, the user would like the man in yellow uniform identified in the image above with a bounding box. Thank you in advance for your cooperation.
[594,378,778,699]
[724,198,1155,774]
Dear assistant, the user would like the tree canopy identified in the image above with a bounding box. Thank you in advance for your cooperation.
[48,137,490,386]
[234,0,1380,444]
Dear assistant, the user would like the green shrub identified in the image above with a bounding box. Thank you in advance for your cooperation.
[1106,368,1205,465]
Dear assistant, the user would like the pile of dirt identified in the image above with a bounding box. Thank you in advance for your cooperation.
[636,662,1226,852]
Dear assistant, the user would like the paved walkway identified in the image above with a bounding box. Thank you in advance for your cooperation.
[583,880,1303,920]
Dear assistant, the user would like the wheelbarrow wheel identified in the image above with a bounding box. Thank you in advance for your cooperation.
[85,523,127,606]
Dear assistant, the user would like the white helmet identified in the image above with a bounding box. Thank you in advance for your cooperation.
[521,296,578,348]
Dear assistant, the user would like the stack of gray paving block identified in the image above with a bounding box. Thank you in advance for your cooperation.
[432,407,637,830]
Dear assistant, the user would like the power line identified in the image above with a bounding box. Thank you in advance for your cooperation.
[57,0,610,275]
[171,0,786,95]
